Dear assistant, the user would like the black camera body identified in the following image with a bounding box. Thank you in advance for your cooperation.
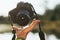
[9,2,36,26]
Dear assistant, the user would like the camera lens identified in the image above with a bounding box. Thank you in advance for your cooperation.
[15,10,31,26]
[16,14,30,26]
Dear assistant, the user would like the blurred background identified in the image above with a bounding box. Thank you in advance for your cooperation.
[0,0,60,40]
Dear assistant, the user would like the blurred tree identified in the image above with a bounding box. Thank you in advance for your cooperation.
[51,4,60,21]
[42,4,60,21]
[43,9,54,20]
[0,16,5,21]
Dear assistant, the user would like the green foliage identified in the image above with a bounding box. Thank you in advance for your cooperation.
[0,16,10,24]
[42,4,60,21]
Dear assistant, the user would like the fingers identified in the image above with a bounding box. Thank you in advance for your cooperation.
[12,26,18,30]
[30,19,40,26]
[33,19,40,23]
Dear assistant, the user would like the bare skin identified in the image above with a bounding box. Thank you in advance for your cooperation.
[12,19,40,40]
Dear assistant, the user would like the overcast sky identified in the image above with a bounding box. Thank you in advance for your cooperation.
[0,0,60,16]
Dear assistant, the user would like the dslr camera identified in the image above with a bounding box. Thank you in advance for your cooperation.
[9,2,36,26]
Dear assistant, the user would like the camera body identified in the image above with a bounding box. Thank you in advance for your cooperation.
[9,2,35,26]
